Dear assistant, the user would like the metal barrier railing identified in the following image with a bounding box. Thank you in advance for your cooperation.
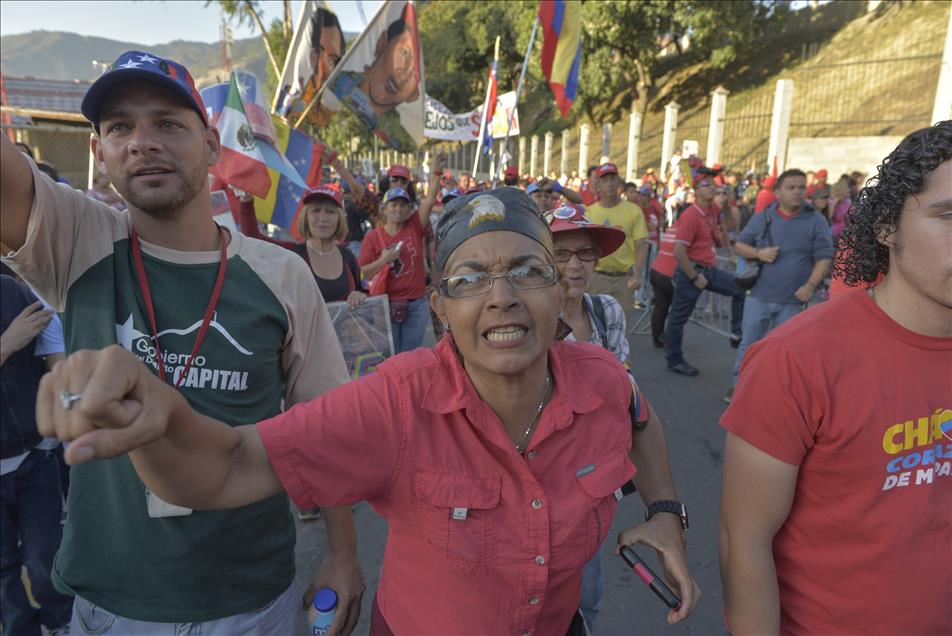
[689,249,737,339]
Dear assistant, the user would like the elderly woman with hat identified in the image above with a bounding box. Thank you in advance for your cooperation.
[36,188,699,635]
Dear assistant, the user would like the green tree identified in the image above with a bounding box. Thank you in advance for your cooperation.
[578,0,789,123]
[206,0,292,81]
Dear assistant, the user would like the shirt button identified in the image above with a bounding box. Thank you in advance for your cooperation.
[527,451,537,459]
[531,498,543,510]
[529,596,540,606]
[535,555,545,566]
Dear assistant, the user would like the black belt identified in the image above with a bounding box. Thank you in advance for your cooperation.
[595,270,627,277]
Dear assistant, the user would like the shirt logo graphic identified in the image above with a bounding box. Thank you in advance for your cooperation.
[116,313,252,355]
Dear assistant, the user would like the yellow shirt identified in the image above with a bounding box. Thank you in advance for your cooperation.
[586,199,648,273]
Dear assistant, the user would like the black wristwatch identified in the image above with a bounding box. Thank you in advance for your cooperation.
[645,500,689,530]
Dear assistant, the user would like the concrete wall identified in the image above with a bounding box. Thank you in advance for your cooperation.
[786,136,903,180]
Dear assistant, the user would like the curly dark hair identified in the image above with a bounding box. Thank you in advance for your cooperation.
[835,121,952,286]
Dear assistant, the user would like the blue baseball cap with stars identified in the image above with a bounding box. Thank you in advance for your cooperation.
[81,50,208,134]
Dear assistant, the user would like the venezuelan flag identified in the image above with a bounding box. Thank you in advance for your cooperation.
[538,0,582,118]
[253,114,325,230]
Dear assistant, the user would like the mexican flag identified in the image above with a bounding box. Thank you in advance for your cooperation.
[209,73,271,198]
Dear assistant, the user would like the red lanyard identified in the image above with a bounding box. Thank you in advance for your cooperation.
[130,226,228,388]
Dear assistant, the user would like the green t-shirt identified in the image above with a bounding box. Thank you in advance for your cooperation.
[3,160,349,622]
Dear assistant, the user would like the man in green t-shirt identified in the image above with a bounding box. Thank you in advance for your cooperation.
[585,163,649,319]
[0,50,365,635]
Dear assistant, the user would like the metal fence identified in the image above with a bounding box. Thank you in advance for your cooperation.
[718,90,774,174]
[3,123,91,188]
[788,53,942,138]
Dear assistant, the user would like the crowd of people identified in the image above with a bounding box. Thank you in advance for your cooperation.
[0,47,949,636]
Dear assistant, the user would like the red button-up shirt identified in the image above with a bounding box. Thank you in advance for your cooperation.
[258,336,637,635]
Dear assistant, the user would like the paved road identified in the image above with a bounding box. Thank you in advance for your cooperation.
[293,316,736,635]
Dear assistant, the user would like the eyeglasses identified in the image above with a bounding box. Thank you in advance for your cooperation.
[441,264,558,298]
[389,176,408,183]
[553,247,598,263]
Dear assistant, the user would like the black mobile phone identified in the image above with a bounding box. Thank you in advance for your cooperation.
[619,545,681,610]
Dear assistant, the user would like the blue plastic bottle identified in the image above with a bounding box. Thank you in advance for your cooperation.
[310,588,337,636]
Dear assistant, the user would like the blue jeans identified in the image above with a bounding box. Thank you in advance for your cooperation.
[391,296,429,354]
[579,547,603,632]
[731,295,804,386]
[1,449,73,635]
[69,582,299,635]
[665,265,745,365]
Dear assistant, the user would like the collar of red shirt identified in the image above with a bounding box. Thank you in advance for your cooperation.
[421,336,605,426]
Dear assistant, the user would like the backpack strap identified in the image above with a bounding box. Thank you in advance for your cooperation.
[584,294,610,349]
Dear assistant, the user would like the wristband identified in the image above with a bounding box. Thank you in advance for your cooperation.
[689,273,699,282]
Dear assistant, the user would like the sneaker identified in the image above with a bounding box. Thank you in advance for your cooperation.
[297,507,322,521]
[730,333,742,349]
[723,387,734,404]
[666,361,699,377]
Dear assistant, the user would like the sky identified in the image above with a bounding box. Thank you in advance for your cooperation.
[0,1,384,45]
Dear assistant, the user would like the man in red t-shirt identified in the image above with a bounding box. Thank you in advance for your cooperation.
[649,221,679,348]
[719,123,952,635]
[664,167,745,376]
[579,165,598,206]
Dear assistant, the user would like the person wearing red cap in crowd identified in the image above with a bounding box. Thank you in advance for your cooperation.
[503,165,520,187]
[754,176,777,213]
[546,205,692,632]
[0,50,364,634]
[360,156,442,353]
[382,164,417,200]
[585,164,649,321]
[809,168,828,198]
[235,185,366,308]
[665,167,746,376]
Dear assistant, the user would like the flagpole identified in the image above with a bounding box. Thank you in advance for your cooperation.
[503,16,539,169]
[472,36,501,178]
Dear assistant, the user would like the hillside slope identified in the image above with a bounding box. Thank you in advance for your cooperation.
[548,0,948,177]
[0,30,273,84]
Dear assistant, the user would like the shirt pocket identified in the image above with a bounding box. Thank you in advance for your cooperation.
[576,452,636,557]
[414,470,502,567]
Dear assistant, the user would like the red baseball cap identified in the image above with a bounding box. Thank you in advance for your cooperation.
[546,206,626,258]
[595,163,619,178]
[504,166,519,178]
[816,169,828,179]
[301,185,343,208]
[388,165,411,180]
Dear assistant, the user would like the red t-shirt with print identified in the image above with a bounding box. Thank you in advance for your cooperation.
[721,288,951,635]
[360,213,427,300]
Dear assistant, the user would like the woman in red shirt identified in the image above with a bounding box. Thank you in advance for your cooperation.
[38,188,700,635]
